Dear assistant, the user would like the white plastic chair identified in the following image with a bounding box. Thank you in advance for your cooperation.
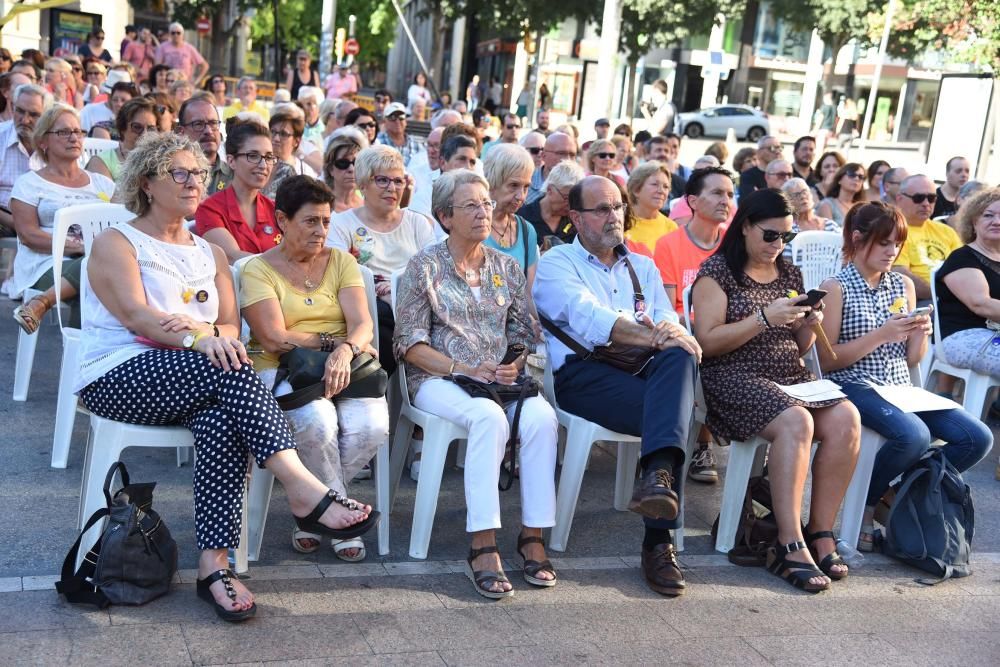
[78,138,118,168]
[242,265,393,563]
[49,204,136,468]
[387,270,471,560]
[925,267,1000,419]
[789,230,842,292]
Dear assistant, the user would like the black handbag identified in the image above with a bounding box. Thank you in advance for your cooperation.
[273,346,388,410]
[448,373,539,491]
[56,462,178,608]
[539,256,656,375]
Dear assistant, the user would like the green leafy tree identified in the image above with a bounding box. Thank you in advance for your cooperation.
[876,0,1000,71]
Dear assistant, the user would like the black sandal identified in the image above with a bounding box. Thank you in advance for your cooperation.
[293,489,380,539]
[766,541,830,593]
[196,569,257,622]
[465,545,514,599]
[517,534,557,587]
[805,529,849,580]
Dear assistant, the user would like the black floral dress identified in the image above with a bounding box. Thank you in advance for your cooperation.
[695,254,845,441]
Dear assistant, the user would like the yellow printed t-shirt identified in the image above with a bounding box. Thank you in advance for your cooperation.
[624,211,679,256]
[239,250,364,370]
[893,219,962,284]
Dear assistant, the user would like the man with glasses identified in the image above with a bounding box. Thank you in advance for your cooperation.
[764,159,794,190]
[893,174,962,300]
[375,101,422,167]
[0,84,50,238]
[155,22,208,84]
[525,131,577,204]
[176,91,231,196]
[519,131,545,170]
[738,135,783,198]
[223,76,269,121]
[10,60,39,83]
[80,79,136,137]
[791,136,817,186]
[481,113,521,158]
[534,175,700,597]
[881,166,908,203]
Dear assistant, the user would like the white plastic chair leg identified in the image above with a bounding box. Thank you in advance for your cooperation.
[840,428,884,549]
[388,415,414,510]
[245,465,275,562]
[375,438,391,556]
[613,441,641,511]
[456,439,467,468]
[176,446,193,466]
[76,420,126,569]
[50,336,80,468]
[962,373,991,420]
[548,423,595,552]
[407,427,453,559]
[12,326,39,402]
[715,438,767,553]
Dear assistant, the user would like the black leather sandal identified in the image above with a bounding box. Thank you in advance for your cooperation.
[766,540,830,593]
[517,534,557,587]
[805,529,849,580]
[196,569,257,622]
[293,489,380,539]
[465,545,514,599]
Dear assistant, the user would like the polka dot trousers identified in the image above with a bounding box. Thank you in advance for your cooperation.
[80,350,297,550]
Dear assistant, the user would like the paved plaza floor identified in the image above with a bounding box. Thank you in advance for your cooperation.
[3,296,1000,665]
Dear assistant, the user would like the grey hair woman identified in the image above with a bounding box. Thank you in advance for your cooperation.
[78,132,379,622]
[322,125,368,212]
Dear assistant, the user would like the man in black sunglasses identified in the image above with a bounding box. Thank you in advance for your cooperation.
[481,113,521,158]
[893,174,962,300]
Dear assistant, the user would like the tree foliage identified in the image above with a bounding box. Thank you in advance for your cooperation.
[770,0,879,60]
[616,0,743,64]
[875,0,1000,71]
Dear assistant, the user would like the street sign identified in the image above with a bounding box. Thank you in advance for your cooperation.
[345,38,360,56]
[196,17,211,35]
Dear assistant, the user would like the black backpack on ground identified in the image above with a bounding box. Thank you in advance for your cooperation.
[56,462,178,607]
[879,449,974,584]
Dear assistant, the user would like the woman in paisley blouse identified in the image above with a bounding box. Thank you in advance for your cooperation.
[393,169,558,600]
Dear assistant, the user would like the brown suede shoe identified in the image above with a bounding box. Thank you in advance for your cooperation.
[627,469,679,521]
[641,542,685,596]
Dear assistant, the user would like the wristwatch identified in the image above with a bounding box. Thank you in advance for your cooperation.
[182,332,198,349]
[349,342,361,357]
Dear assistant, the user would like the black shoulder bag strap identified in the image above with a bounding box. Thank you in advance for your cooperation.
[55,463,127,608]
[519,217,529,276]
[498,379,534,492]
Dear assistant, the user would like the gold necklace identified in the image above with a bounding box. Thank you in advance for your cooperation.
[283,250,322,290]
[492,215,513,248]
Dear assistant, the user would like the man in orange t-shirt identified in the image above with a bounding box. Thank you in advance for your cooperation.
[654,166,734,313]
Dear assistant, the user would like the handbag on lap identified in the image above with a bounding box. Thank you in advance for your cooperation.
[272,347,388,410]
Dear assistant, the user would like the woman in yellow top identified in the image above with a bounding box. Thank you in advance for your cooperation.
[241,175,389,562]
[624,161,678,256]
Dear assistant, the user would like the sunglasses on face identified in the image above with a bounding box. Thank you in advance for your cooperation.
[505,124,520,130]
[71,66,83,73]
[757,226,797,245]
[901,192,937,204]
[86,70,103,76]
[333,158,355,170]
[0,55,11,62]
[843,172,865,180]
[595,152,616,160]
[527,146,543,155]
[355,121,377,130]
[170,31,182,35]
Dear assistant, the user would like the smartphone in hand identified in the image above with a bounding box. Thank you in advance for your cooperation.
[799,289,828,308]
[499,343,526,366]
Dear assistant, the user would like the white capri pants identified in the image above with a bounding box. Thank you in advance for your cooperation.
[414,377,558,533]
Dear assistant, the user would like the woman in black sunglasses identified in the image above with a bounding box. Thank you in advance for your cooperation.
[585,139,624,187]
[321,126,367,212]
[0,48,12,74]
[691,188,861,594]
[815,162,866,226]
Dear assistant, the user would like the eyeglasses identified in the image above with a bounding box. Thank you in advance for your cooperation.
[453,200,496,214]
[333,158,355,170]
[843,172,865,180]
[595,152,616,160]
[763,145,782,152]
[235,151,279,166]
[13,105,41,120]
[552,186,570,201]
[505,124,520,130]
[386,114,406,122]
[71,66,83,73]
[546,149,578,159]
[355,122,377,130]
[46,128,85,139]
[576,202,626,218]
[270,129,295,139]
[129,122,158,135]
[756,226,797,244]
[768,172,793,179]
[181,119,221,133]
[168,168,209,185]
[95,35,105,40]
[526,146,543,155]
[374,96,389,104]
[373,175,407,190]
[0,55,11,62]
[170,31,183,35]
[86,70,103,77]
[901,192,938,204]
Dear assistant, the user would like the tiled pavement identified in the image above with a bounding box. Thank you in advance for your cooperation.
[3,297,1000,665]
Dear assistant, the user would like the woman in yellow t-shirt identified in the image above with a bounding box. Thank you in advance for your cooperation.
[624,161,678,256]
[241,175,389,562]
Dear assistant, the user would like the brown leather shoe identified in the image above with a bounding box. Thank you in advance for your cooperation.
[641,542,685,596]
[627,469,679,521]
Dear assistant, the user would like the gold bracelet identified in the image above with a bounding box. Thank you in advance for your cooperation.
[448,360,456,375]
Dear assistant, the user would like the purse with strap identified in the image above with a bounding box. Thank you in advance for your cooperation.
[539,255,656,376]
[448,373,539,491]
[273,347,388,410]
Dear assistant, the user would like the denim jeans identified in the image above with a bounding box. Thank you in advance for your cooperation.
[555,347,697,529]
[840,382,993,505]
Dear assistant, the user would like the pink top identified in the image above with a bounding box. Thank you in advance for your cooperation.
[124,41,157,80]
[324,72,358,99]
[154,42,206,80]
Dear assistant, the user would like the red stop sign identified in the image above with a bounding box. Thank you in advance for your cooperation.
[345,38,360,56]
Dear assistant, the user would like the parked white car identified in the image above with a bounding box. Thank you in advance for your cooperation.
[677,105,770,141]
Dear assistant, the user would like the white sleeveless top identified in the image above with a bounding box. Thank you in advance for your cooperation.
[75,223,219,392]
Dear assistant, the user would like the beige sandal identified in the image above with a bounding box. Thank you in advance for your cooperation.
[292,526,321,554]
[13,295,50,335]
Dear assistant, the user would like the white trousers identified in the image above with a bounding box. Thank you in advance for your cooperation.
[414,378,558,533]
